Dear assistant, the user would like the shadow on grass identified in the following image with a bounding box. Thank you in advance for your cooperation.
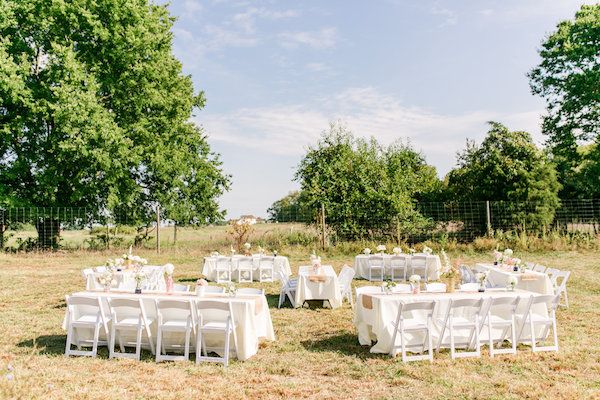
[301,332,383,359]
[265,294,337,310]
[17,335,156,360]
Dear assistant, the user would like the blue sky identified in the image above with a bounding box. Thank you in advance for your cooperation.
[163,0,595,218]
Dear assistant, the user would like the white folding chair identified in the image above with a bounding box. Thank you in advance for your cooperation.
[516,294,560,353]
[525,262,535,271]
[436,298,484,359]
[388,255,408,282]
[459,283,480,292]
[235,256,254,283]
[64,296,110,357]
[551,270,570,308]
[155,299,194,362]
[410,255,429,283]
[195,300,237,367]
[533,265,547,273]
[173,284,189,292]
[82,268,94,287]
[215,257,232,283]
[545,268,559,281]
[337,266,356,307]
[480,296,519,357]
[390,300,436,362]
[391,283,412,293]
[145,268,163,291]
[459,265,476,283]
[425,282,446,293]
[367,255,385,281]
[107,298,155,360]
[258,256,275,282]
[236,288,265,295]
[277,270,297,308]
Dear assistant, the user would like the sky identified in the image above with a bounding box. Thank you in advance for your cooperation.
[163,0,596,219]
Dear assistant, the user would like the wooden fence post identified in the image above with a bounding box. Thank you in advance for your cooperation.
[486,200,492,236]
[320,203,326,250]
[156,205,161,254]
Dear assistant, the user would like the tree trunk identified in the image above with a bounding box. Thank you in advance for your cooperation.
[35,217,61,250]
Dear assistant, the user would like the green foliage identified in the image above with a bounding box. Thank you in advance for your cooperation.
[0,0,229,227]
[528,4,600,197]
[573,143,600,198]
[447,122,561,230]
[294,123,440,240]
[267,191,313,222]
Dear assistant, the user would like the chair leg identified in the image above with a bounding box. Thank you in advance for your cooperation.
[224,328,231,367]
[278,291,283,308]
[449,323,455,359]
[552,315,559,351]
[195,331,202,363]
[92,323,100,358]
[529,316,536,352]
[184,328,191,360]
[109,324,117,358]
[155,327,163,362]
[65,324,74,356]
[427,322,433,362]
[135,323,143,360]
[488,322,494,357]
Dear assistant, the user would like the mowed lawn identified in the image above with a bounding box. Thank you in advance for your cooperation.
[0,248,599,399]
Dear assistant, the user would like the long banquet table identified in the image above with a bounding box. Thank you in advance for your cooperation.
[202,255,291,282]
[354,254,441,281]
[295,265,342,309]
[63,290,275,361]
[475,263,554,294]
[86,265,166,291]
[354,288,548,355]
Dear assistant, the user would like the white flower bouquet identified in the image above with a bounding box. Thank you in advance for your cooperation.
[376,244,386,253]
[97,270,115,290]
[408,248,416,254]
[409,274,421,284]
[392,247,402,255]
[507,275,518,291]
[363,248,371,255]
[422,246,433,255]
[243,242,251,250]
[163,263,174,276]
[476,271,489,284]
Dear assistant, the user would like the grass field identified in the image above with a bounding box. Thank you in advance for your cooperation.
[0,239,599,399]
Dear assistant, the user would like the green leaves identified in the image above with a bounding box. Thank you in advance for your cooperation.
[0,0,229,224]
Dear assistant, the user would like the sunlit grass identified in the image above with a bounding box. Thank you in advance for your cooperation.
[0,245,599,399]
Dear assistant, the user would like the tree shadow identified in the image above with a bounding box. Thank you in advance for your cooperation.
[301,332,384,360]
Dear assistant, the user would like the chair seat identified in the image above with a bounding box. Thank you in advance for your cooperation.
[447,317,476,327]
[486,315,512,325]
[369,265,385,269]
[73,314,102,324]
[199,321,229,331]
[396,320,428,330]
[116,317,155,326]
[160,320,191,329]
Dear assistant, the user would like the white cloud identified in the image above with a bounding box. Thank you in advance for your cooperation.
[305,62,332,73]
[198,87,544,175]
[278,27,338,49]
[430,2,458,27]
[183,0,203,14]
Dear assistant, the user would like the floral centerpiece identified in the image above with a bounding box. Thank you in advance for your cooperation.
[210,251,220,257]
[476,271,489,292]
[195,278,208,296]
[439,249,460,293]
[363,248,371,255]
[133,270,146,294]
[408,248,416,255]
[228,217,256,253]
[257,246,265,255]
[273,250,278,257]
[164,263,175,294]
[230,245,236,256]
[493,248,502,265]
[507,275,518,291]
[312,256,322,273]
[376,244,386,254]
[422,246,433,255]
[243,242,251,255]
[120,246,148,269]
[225,282,237,297]
[409,274,421,294]
[382,280,396,294]
[392,247,403,255]
[97,270,116,292]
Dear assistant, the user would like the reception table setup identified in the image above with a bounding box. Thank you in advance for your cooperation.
[202,252,291,283]
[354,246,442,281]
[295,264,343,309]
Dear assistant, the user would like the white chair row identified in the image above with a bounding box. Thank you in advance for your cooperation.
[388,294,560,362]
[525,264,571,308]
[214,256,274,283]
[64,296,240,367]
[367,255,429,282]
[356,282,480,295]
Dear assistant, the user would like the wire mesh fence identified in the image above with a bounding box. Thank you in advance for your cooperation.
[1,199,599,252]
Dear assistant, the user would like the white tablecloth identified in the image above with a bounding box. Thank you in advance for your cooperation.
[354,289,548,354]
[475,263,554,295]
[87,265,166,290]
[295,265,342,309]
[63,290,275,361]
[202,255,291,282]
[354,254,441,281]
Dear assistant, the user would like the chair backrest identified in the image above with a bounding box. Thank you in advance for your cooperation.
[551,270,570,294]
[545,268,559,278]
[368,256,384,267]
[459,282,480,292]
[259,256,275,268]
[173,284,189,292]
[203,285,225,294]
[156,299,193,323]
[389,255,408,268]
[425,282,446,293]
[278,270,292,288]
[195,300,233,324]
[338,266,355,291]
[525,262,535,270]
[448,298,484,318]
[216,257,232,269]
[400,299,436,313]
[488,296,519,312]
[411,255,427,268]
[533,265,547,273]
[391,283,412,293]
[67,295,103,317]
[529,294,560,312]
[355,285,383,295]
[236,256,253,269]
[82,268,94,279]
[107,298,146,323]
[459,265,476,283]
[237,288,264,295]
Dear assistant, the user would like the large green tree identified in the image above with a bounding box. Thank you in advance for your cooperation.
[294,123,440,240]
[0,0,229,246]
[528,4,600,197]
[446,122,560,231]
